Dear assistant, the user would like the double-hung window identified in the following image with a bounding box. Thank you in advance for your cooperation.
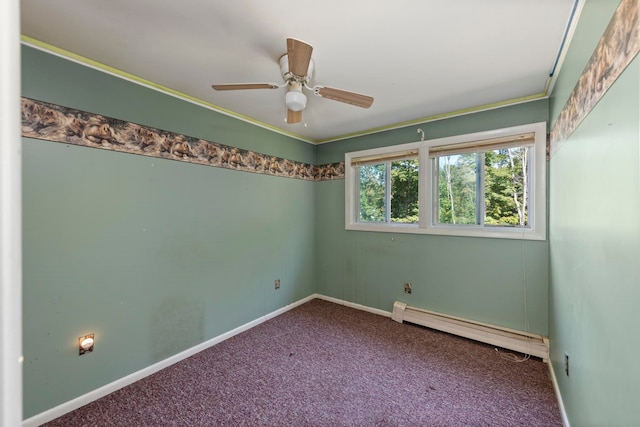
[345,122,546,240]
[353,149,419,225]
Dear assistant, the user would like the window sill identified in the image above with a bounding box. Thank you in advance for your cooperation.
[345,223,546,240]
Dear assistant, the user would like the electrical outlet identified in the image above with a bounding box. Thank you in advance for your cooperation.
[404,282,412,294]
[564,353,569,376]
[275,279,280,290]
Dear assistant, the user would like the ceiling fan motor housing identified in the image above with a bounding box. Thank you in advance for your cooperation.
[279,54,314,81]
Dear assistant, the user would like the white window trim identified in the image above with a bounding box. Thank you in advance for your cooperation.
[345,122,547,241]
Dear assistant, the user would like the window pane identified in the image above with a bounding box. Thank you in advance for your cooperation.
[358,163,386,222]
[437,153,477,225]
[484,147,529,227]
[390,158,419,223]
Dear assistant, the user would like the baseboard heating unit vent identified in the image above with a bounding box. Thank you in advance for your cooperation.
[391,301,549,361]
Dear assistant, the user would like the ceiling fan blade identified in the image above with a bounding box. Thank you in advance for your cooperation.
[287,109,302,124]
[287,38,313,77]
[211,83,279,91]
[316,86,374,108]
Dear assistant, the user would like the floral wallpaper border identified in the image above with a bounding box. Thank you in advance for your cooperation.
[21,97,345,181]
[550,0,639,157]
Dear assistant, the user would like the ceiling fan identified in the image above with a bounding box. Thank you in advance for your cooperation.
[212,38,374,124]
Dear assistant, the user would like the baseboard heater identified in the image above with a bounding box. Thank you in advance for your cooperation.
[391,301,549,361]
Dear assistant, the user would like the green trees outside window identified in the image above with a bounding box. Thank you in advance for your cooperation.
[436,147,529,227]
[390,159,419,223]
[346,123,545,240]
[358,163,386,222]
[358,147,529,228]
[358,159,419,224]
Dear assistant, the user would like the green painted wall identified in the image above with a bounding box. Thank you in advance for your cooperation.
[549,1,640,425]
[22,39,564,420]
[22,46,316,418]
[549,0,621,125]
[317,100,550,164]
[315,100,551,334]
[22,46,314,164]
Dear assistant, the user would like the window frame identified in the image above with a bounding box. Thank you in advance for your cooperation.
[345,122,547,240]
[354,154,420,226]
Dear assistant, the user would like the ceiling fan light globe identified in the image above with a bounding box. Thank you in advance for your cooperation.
[285,91,307,112]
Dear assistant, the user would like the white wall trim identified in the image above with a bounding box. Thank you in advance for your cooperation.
[313,294,392,318]
[1,0,23,425]
[22,295,316,427]
[24,294,564,427]
[545,0,585,96]
[548,356,571,427]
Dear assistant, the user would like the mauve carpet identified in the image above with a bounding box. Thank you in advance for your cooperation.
[43,299,562,426]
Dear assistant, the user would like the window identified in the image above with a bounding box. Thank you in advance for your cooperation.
[345,122,546,240]
[355,151,419,224]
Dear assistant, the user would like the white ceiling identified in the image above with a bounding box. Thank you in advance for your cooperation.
[21,0,580,143]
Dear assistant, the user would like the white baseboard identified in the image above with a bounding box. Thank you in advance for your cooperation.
[313,294,392,318]
[22,294,316,427]
[548,355,571,427]
[24,295,560,427]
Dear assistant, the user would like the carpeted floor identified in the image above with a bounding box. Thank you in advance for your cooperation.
[43,299,562,426]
